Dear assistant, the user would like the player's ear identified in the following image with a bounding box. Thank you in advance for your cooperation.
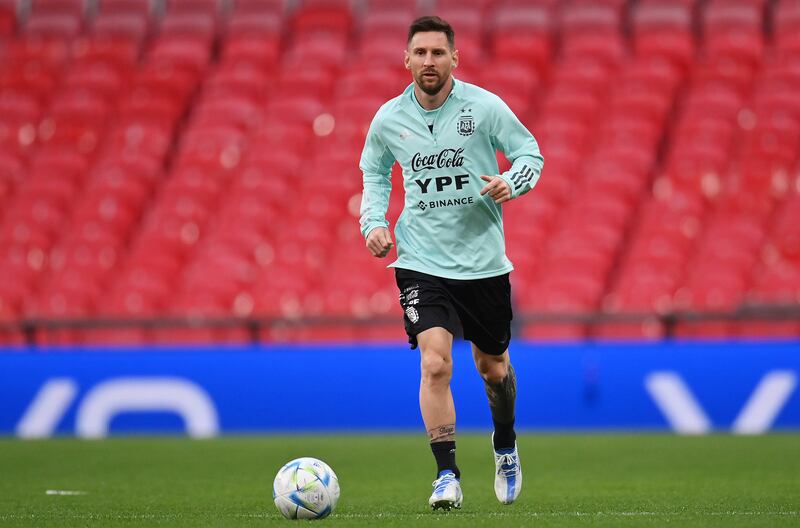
[452,49,459,68]
[404,50,410,70]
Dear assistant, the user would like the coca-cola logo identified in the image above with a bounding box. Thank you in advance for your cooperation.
[411,148,465,172]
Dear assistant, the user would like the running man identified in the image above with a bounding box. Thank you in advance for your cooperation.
[359,16,544,510]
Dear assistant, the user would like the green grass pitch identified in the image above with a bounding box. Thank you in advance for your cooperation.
[1,434,798,527]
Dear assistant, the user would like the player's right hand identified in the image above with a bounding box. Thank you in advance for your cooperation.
[366,227,394,258]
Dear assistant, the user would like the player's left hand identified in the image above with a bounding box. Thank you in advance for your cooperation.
[479,175,512,204]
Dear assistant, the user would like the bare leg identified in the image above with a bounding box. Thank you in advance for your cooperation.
[418,327,456,442]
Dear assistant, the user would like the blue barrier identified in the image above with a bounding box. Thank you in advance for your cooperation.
[1,341,798,437]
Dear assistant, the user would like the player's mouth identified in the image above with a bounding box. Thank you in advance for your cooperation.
[422,71,438,79]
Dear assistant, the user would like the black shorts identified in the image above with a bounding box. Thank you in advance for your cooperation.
[395,268,513,356]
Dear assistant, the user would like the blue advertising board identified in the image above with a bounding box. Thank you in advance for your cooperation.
[0,341,798,437]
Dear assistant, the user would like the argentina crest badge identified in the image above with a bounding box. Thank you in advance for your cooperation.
[457,114,475,136]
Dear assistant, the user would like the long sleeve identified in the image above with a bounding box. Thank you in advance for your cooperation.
[359,113,396,238]
[490,97,544,199]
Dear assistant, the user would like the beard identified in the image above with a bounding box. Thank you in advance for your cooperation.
[416,71,448,96]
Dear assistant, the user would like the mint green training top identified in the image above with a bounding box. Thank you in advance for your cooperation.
[359,78,544,280]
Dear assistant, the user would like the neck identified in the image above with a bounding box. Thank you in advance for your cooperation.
[414,76,454,110]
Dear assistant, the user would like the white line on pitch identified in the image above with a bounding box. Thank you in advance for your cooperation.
[45,490,87,496]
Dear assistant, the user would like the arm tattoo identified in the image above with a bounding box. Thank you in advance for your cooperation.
[484,364,516,425]
[428,423,456,442]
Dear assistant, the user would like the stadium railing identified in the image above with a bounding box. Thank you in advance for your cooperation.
[1,303,799,346]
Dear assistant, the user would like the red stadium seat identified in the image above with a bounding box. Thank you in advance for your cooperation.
[585,164,649,207]
[360,9,415,42]
[770,196,800,262]
[0,153,23,202]
[561,3,622,36]
[562,32,626,66]
[166,0,219,14]
[220,34,280,68]
[160,12,216,41]
[536,116,591,151]
[633,2,692,34]
[164,166,222,203]
[0,93,40,157]
[63,59,127,96]
[224,11,280,38]
[606,275,676,316]
[1,59,61,105]
[435,7,482,36]
[91,12,149,42]
[703,2,762,34]
[25,12,82,40]
[551,56,614,96]
[364,0,416,12]
[291,2,352,38]
[70,193,140,237]
[706,31,763,67]
[635,32,694,70]
[0,0,16,38]
[541,86,601,123]
[72,38,141,73]
[31,0,85,15]
[491,7,553,73]
[474,60,541,114]
[0,89,42,123]
[97,0,152,15]
[0,272,34,320]
[283,31,347,70]
[232,0,285,13]
[519,277,595,341]
[5,36,71,64]
[337,62,406,98]
[148,36,211,76]
[192,94,263,130]
[774,3,800,54]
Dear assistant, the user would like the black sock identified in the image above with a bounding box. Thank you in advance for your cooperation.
[431,441,460,479]
[493,419,516,450]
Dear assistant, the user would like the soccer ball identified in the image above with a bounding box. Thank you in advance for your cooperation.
[273,457,340,520]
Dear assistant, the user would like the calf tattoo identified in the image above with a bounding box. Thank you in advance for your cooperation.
[428,423,456,442]
[484,364,516,424]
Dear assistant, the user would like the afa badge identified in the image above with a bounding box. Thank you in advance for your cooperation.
[457,115,475,136]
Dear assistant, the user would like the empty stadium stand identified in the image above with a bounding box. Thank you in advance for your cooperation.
[0,0,798,344]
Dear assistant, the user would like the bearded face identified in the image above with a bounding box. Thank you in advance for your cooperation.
[405,31,458,97]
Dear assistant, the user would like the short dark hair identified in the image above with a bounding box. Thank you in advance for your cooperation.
[407,16,455,50]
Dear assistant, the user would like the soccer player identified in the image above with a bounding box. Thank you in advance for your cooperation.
[358,16,543,510]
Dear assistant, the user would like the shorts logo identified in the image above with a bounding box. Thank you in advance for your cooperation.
[406,306,419,323]
[458,115,474,136]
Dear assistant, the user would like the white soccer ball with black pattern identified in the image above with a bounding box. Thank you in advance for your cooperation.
[273,457,340,520]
